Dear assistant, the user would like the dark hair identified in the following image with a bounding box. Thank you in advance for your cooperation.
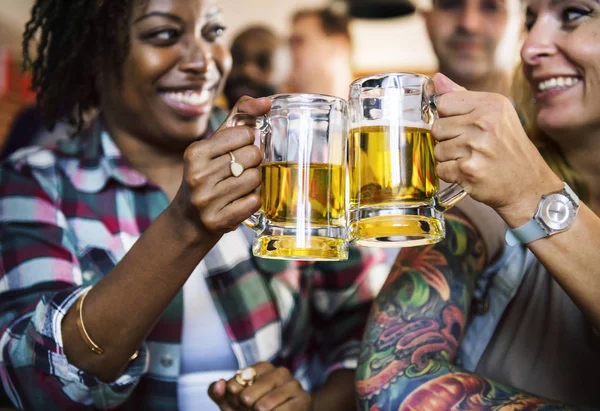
[231,26,277,50]
[292,8,352,43]
[22,0,139,131]
[230,25,278,69]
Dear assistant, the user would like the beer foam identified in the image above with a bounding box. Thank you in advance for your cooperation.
[351,120,432,130]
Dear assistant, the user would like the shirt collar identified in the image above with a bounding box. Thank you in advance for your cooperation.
[63,109,227,194]
[60,119,149,193]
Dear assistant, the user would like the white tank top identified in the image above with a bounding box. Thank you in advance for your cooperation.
[178,237,242,410]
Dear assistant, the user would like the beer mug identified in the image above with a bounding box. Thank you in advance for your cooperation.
[348,73,467,247]
[233,94,349,260]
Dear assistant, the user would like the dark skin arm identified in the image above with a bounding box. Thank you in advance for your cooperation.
[61,99,269,383]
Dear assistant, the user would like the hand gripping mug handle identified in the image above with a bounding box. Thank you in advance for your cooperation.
[426,84,468,213]
[224,107,272,233]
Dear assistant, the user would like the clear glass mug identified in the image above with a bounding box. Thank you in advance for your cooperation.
[348,73,467,247]
[231,94,349,260]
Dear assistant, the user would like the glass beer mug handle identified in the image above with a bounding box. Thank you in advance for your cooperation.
[428,92,468,212]
[434,184,468,212]
[224,111,271,233]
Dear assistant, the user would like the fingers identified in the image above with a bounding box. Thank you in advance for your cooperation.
[239,367,294,410]
[209,380,237,411]
[436,160,475,195]
[197,189,262,233]
[193,166,261,210]
[186,143,263,185]
[436,160,462,186]
[433,137,472,163]
[432,72,466,94]
[249,362,279,378]
[252,379,309,411]
[273,394,312,411]
[434,92,478,118]
[218,96,272,131]
[225,363,276,409]
[195,125,257,160]
[235,96,272,117]
[432,116,467,142]
[182,131,263,233]
[431,73,477,118]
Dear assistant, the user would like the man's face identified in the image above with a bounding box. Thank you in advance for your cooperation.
[225,31,279,108]
[230,33,278,87]
[289,15,334,76]
[425,0,521,82]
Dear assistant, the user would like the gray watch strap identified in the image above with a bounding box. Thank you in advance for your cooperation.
[505,218,547,246]
[505,182,580,246]
[564,182,580,206]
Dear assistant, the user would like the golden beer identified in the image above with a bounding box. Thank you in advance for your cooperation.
[348,124,444,246]
[254,161,347,259]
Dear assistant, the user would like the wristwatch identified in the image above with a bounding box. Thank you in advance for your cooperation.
[505,182,580,246]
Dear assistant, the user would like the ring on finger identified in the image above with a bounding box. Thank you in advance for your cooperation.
[229,151,244,178]
[235,367,257,387]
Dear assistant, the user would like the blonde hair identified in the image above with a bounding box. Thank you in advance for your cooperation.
[512,63,590,202]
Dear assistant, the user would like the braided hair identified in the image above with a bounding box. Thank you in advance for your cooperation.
[22,0,143,131]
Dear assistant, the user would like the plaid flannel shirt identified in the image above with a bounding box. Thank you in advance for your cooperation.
[0,112,388,410]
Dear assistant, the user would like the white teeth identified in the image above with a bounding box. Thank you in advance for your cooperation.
[164,90,210,106]
[538,76,579,92]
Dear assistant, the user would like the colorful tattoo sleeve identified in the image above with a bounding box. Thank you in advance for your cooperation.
[356,211,586,411]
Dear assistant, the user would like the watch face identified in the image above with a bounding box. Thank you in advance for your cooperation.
[539,193,576,232]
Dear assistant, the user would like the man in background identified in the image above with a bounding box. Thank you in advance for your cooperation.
[423,0,523,96]
[223,26,282,109]
[287,8,354,99]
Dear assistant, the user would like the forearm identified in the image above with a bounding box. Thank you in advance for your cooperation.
[356,211,489,409]
[529,205,600,329]
[312,369,356,411]
[501,199,600,330]
[355,276,576,410]
[62,204,219,381]
[357,362,574,410]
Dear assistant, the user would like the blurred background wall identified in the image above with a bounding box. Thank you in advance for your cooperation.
[0,0,437,137]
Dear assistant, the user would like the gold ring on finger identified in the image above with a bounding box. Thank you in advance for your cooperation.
[235,367,257,387]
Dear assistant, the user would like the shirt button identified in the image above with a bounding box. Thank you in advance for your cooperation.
[161,355,174,368]
[82,270,95,282]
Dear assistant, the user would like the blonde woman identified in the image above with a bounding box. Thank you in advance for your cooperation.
[357,0,600,407]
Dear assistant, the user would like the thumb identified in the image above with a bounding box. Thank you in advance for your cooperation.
[208,380,235,411]
[432,73,466,94]
[218,96,272,131]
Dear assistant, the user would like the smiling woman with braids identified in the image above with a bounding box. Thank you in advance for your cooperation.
[0,0,387,410]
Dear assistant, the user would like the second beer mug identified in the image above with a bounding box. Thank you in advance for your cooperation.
[238,94,349,260]
[348,73,467,247]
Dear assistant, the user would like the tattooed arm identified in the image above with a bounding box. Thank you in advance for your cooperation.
[356,211,582,411]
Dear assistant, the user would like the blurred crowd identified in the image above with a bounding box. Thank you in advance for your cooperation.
[0,0,599,410]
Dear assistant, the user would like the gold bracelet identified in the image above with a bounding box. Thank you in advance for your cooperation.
[76,289,104,355]
[76,289,140,361]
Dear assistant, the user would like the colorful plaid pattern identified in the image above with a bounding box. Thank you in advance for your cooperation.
[0,113,388,410]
